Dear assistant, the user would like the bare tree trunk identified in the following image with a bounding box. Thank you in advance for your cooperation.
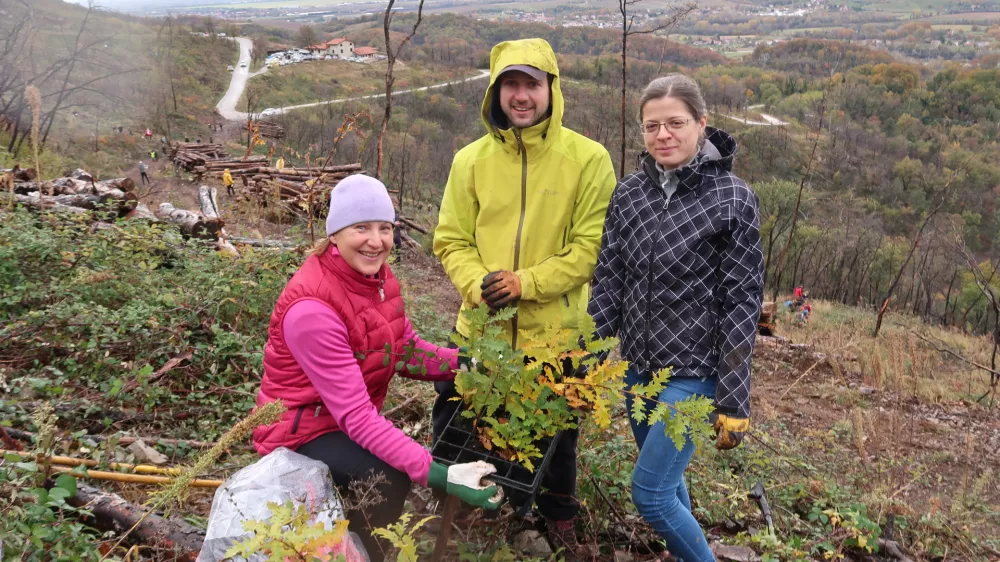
[376,0,425,181]
[771,91,825,302]
[874,153,979,337]
[40,4,93,146]
[616,1,694,178]
[873,201,943,337]
[619,1,629,179]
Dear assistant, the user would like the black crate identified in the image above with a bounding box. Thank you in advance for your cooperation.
[431,405,561,511]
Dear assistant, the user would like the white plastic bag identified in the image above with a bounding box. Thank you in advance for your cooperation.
[197,447,368,562]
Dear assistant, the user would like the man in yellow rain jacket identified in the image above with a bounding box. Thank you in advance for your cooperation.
[432,38,615,557]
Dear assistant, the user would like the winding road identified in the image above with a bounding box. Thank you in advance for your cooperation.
[719,104,789,126]
[216,37,490,122]
[216,37,269,121]
[217,39,788,128]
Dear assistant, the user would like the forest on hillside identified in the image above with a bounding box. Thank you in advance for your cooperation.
[261,12,1000,337]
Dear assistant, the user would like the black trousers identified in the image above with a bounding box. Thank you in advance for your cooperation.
[140,172,149,185]
[297,431,411,562]
[431,378,581,522]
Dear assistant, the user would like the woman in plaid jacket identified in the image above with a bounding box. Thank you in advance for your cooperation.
[588,74,764,561]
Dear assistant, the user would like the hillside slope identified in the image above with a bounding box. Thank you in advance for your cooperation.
[0,0,237,172]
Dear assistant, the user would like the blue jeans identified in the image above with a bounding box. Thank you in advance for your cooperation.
[625,368,717,562]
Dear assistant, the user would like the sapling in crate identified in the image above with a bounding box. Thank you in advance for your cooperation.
[431,304,716,510]
[431,304,628,502]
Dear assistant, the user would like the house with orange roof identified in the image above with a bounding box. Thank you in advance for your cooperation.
[354,46,379,60]
[307,37,355,59]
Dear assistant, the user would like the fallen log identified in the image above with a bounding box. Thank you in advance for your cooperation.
[49,193,111,211]
[68,481,204,561]
[228,236,300,248]
[125,202,157,221]
[216,238,240,257]
[15,177,84,196]
[0,191,90,214]
[198,185,222,220]
[1,166,36,181]
[400,229,423,250]
[156,202,224,239]
[103,177,136,193]
[398,215,429,235]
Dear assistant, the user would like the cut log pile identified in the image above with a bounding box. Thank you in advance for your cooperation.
[204,163,366,214]
[1,166,37,181]
[4,164,238,251]
[253,119,285,140]
[3,168,139,219]
[169,142,256,172]
[189,156,270,177]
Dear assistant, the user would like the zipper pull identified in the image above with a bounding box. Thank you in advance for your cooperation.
[314,405,322,417]
[379,279,385,302]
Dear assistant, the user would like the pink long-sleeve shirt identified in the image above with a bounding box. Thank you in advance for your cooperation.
[282,299,458,487]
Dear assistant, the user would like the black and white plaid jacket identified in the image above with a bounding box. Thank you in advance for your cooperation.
[588,127,763,418]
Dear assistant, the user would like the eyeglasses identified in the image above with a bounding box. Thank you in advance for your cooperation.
[640,119,693,136]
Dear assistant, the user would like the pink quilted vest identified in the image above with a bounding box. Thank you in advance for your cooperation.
[252,246,406,455]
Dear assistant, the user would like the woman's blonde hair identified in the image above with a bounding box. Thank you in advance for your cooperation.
[311,236,333,256]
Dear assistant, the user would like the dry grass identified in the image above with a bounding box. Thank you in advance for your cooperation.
[779,298,996,404]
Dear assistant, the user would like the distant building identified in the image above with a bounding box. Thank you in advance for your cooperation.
[354,46,378,60]
[307,38,355,58]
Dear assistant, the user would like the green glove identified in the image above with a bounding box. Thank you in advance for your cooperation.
[427,461,503,510]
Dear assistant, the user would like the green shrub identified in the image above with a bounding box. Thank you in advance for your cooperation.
[0,207,303,437]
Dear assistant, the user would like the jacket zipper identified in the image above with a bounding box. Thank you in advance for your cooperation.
[511,129,528,350]
[643,178,673,371]
[562,227,570,308]
[290,405,306,435]
[378,278,385,302]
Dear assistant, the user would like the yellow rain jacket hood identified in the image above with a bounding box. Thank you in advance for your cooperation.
[434,38,616,346]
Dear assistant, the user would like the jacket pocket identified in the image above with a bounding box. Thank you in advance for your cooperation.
[560,289,580,330]
[686,306,718,357]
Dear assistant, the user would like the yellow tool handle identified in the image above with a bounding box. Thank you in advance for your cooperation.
[49,464,223,488]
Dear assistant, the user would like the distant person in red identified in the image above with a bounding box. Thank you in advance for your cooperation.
[144,128,152,139]
[794,286,803,300]
[799,303,813,324]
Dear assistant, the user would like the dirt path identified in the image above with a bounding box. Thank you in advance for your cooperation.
[257,69,491,118]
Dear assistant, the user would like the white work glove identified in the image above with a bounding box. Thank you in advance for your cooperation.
[427,460,504,509]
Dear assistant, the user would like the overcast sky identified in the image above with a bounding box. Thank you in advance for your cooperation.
[63,0,204,9]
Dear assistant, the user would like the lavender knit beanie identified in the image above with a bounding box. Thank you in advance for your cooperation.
[325,174,395,236]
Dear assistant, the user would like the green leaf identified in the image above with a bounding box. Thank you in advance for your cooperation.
[55,473,77,496]
[32,488,49,504]
[47,487,71,503]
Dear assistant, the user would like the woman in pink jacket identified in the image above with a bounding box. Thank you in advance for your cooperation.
[252,175,500,561]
